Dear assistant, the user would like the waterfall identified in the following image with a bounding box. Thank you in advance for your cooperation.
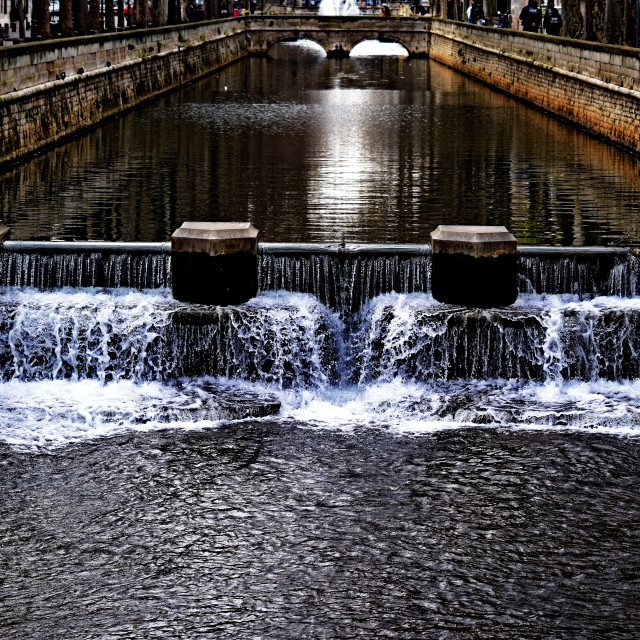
[0,242,171,289]
[2,283,640,446]
[2,287,640,386]
[1,242,637,308]
[0,290,342,388]
[258,245,431,313]
[1,241,640,446]
[517,249,639,298]
[259,245,640,314]
[348,293,640,383]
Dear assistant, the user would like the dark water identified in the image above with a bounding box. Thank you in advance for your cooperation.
[2,43,640,639]
[1,42,640,245]
[2,425,640,639]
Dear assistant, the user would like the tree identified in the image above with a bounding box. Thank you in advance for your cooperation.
[603,0,623,43]
[484,0,497,23]
[622,0,636,45]
[60,0,74,36]
[560,0,582,37]
[32,0,51,39]
[134,0,147,27]
[105,0,116,30]
[89,0,101,31]
[116,0,125,29]
[151,0,169,25]
[167,0,182,23]
[73,0,89,33]
[585,0,606,40]
[12,0,27,39]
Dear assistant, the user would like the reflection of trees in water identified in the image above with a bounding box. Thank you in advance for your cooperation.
[1,57,640,245]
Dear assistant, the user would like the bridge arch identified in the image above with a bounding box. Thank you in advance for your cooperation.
[349,37,411,56]
[246,16,430,58]
[265,36,328,56]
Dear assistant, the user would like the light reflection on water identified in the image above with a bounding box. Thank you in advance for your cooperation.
[1,42,639,245]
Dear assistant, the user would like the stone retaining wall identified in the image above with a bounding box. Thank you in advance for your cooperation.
[0,20,248,167]
[429,20,640,153]
[2,18,640,167]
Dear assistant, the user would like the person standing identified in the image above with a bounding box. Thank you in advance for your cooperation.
[519,0,542,32]
[543,2,563,35]
[470,0,484,24]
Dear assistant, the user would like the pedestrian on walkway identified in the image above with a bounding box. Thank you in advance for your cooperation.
[543,1,563,35]
[519,0,542,32]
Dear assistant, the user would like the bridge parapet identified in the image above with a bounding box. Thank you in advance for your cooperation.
[245,16,430,57]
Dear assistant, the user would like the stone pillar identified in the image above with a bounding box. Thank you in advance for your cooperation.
[430,225,518,308]
[171,222,259,305]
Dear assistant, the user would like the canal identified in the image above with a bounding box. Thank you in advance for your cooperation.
[1,41,640,245]
[1,42,640,640]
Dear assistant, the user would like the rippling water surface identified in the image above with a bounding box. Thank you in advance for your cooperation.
[2,423,640,639]
[1,42,640,244]
[2,42,640,638]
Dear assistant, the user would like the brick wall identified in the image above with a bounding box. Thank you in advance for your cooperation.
[0,21,248,167]
[2,19,640,167]
[429,20,640,154]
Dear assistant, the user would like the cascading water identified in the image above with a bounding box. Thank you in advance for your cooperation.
[317,0,360,15]
[3,259,640,448]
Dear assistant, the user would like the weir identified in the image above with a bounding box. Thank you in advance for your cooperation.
[0,241,639,389]
[0,241,637,304]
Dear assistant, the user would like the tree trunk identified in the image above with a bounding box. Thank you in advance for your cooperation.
[134,0,147,26]
[73,0,89,33]
[622,0,635,45]
[105,0,116,30]
[89,0,100,31]
[117,0,124,28]
[32,0,51,39]
[604,0,623,42]
[585,0,607,40]
[204,0,213,18]
[60,0,74,36]
[15,0,26,39]
[484,0,496,21]
[151,0,168,25]
[167,0,179,23]
[560,0,582,36]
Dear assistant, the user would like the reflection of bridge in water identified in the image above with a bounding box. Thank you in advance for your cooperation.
[246,15,430,57]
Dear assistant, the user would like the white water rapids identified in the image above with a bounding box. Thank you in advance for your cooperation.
[1,287,640,449]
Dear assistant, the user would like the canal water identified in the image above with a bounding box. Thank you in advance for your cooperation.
[1,43,640,639]
[1,42,640,245]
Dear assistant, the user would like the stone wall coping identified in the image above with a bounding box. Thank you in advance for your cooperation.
[0,49,176,105]
[432,18,640,60]
[0,18,230,62]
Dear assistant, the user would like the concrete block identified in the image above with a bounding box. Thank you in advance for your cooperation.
[430,225,517,308]
[171,221,259,306]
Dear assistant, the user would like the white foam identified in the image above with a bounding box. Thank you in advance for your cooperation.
[2,289,640,449]
[0,379,223,450]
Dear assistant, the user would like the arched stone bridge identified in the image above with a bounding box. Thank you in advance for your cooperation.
[245,16,430,58]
